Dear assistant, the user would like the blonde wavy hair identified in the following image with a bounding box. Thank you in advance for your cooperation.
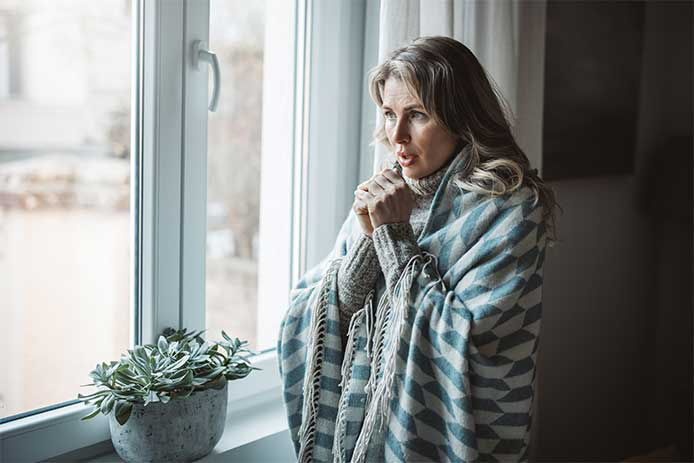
[368,36,561,247]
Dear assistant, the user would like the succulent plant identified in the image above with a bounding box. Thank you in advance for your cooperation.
[77,328,258,425]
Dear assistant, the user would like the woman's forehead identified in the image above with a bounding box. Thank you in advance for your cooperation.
[382,78,421,108]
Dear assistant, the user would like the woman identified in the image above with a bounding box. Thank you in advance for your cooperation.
[278,36,560,463]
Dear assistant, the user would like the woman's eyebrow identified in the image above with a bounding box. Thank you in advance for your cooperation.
[381,104,423,111]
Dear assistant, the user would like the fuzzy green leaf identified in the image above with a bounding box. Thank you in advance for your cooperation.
[164,354,190,373]
[79,329,257,407]
[80,407,102,421]
[77,390,109,401]
[114,400,133,425]
[100,394,115,414]
[157,335,169,355]
[167,341,180,355]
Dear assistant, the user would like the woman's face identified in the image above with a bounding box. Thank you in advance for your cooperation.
[382,77,458,179]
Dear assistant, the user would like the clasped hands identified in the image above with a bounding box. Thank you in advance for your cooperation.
[353,167,414,237]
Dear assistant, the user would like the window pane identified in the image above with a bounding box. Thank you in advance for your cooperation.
[0,0,132,420]
[206,0,266,351]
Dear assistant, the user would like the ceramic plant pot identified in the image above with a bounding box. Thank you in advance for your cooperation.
[109,382,228,463]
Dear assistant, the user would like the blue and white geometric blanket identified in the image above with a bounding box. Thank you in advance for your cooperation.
[278,155,547,462]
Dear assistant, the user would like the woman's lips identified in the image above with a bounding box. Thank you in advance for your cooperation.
[397,152,417,167]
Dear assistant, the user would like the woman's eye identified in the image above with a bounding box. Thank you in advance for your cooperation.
[383,110,426,121]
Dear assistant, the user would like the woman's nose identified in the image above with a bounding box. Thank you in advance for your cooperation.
[393,119,410,144]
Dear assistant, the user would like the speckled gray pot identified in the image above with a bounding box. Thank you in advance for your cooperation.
[109,382,228,463]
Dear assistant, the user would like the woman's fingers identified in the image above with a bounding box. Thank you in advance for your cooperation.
[380,168,404,185]
[367,176,388,195]
[353,195,374,236]
[371,176,390,193]
[368,169,406,197]
[354,189,372,213]
[355,189,374,199]
[353,197,368,211]
[358,168,402,193]
[361,168,414,229]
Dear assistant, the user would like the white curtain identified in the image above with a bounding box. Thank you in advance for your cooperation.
[373,0,545,182]
[373,0,546,458]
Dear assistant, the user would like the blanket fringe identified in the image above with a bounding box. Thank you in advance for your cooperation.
[297,252,442,463]
[351,252,442,463]
[365,291,375,362]
[363,288,390,412]
[296,258,341,463]
[332,290,374,463]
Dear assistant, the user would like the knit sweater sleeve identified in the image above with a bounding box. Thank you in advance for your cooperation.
[371,222,421,298]
[336,233,381,348]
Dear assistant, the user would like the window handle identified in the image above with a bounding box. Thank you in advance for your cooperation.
[192,40,220,112]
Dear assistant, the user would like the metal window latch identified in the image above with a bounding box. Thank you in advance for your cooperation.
[192,40,220,112]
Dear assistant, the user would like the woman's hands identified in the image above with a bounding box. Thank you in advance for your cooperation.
[352,187,374,236]
[352,168,414,237]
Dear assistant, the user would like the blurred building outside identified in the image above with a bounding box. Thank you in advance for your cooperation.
[0,0,266,419]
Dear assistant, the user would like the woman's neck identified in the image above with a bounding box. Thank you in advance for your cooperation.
[403,153,456,196]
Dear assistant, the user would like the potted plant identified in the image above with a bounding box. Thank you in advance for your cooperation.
[77,328,259,463]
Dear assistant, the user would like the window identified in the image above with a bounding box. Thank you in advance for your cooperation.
[0,0,132,421]
[206,0,267,352]
[0,0,374,460]
[0,13,11,98]
[0,9,22,99]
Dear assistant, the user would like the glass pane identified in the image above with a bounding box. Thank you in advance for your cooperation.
[206,0,266,351]
[0,0,132,420]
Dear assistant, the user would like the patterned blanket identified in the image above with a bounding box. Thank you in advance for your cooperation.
[278,155,547,462]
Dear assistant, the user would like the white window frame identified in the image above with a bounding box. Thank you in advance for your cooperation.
[0,13,11,99]
[0,9,21,100]
[0,0,376,460]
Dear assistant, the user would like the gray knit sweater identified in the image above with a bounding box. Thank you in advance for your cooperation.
[336,159,452,347]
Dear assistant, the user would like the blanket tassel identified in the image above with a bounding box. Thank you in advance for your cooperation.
[350,253,442,463]
[296,259,341,463]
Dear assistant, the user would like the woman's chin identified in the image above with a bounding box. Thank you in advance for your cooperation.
[402,165,424,179]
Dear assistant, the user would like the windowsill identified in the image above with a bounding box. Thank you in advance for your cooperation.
[83,386,289,462]
[0,351,291,463]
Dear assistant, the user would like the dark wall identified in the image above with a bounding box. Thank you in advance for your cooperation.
[536,1,692,461]
[543,1,645,181]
